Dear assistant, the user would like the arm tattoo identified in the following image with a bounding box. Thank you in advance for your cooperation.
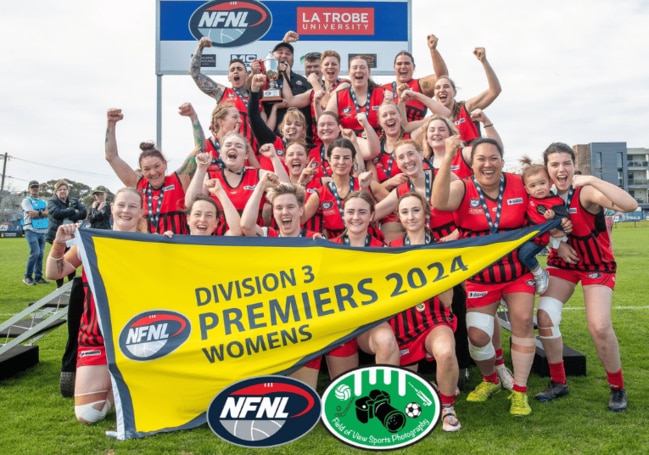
[190,51,225,100]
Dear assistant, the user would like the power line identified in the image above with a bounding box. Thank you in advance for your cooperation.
[8,154,114,178]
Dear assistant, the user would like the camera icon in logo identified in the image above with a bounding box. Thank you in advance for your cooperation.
[355,389,406,433]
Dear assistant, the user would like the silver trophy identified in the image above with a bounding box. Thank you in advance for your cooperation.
[262,52,283,103]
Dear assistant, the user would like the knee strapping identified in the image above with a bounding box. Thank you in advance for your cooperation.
[467,312,496,361]
[466,312,495,336]
[75,400,110,424]
[469,341,496,361]
[537,296,563,339]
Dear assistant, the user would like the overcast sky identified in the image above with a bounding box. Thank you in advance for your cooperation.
[1,0,648,193]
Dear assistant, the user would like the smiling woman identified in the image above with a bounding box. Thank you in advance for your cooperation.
[432,136,537,417]
[104,105,205,234]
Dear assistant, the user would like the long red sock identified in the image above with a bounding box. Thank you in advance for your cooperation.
[606,369,624,390]
[548,361,566,385]
[440,393,455,408]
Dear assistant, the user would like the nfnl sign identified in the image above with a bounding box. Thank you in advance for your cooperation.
[157,0,411,75]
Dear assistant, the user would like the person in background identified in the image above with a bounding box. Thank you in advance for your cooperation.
[46,179,87,288]
[303,51,322,78]
[21,180,49,285]
[88,187,112,230]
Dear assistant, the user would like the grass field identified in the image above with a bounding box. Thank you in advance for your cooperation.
[1,224,648,454]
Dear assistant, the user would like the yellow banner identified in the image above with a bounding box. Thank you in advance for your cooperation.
[76,221,557,439]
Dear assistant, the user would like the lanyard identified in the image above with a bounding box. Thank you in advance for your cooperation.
[349,88,371,116]
[146,183,166,232]
[405,234,431,246]
[232,87,249,109]
[561,187,575,207]
[319,145,333,177]
[473,175,505,234]
[209,138,225,170]
[378,142,396,179]
[343,233,371,247]
[408,170,432,200]
[279,229,306,238]
[391,81,399,100]
[328,176,355,223]
[323,79,340,93]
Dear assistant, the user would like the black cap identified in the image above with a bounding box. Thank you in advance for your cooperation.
[272,42,294,55]
[28,180,39,188]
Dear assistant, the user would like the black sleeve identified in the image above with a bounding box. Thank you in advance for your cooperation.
[71,198,87,221]
[47,200,75,220]
[248,90,277,146]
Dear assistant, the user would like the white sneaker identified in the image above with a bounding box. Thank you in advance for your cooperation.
[442,407,462,432]
[496,364,514,390]
[534,268,549,294]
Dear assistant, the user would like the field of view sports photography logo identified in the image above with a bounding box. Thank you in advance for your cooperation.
[322,365,441,451]
[118,311,191,361]
[189,0,272,47]
[207,375,321,448]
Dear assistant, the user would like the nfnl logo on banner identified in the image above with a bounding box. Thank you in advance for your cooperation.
[321,366,440,450]
[207,376,321,447]
[157,0,411,75]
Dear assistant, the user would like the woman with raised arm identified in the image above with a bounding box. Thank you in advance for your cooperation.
[281,50,350,145]
[45,188,146,424]
[104,104,204,234]
[389,192,460,432]
[307,110,379,182]
[417,113,512,390]
[184,139,288,234]
[166,175,241,237]
[301,138,386,239]
[325,55,386,137]
[190,37,269,147]
[203,103,247,172]
[384,34,449,122]
[433,47,501,144]
[432,137,536,417]
[374,139,457,244]
[240,176,323,389]
[535,142,637,412]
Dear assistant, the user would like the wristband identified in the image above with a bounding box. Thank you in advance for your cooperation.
[483,123,493,128]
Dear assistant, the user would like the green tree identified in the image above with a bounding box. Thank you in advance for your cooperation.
[42,179,92,199]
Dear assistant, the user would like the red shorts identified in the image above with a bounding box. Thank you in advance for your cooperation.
[548,267,616,290]
[465,273,535,309]
[397,321,456,367]
[303,339,358,370]
[77,346,107,367]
